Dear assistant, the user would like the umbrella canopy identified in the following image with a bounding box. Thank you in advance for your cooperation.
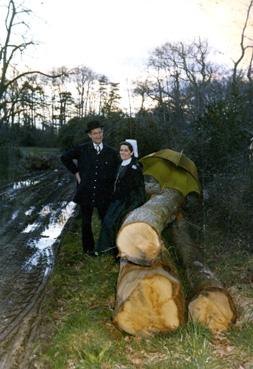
[140,148,201,197]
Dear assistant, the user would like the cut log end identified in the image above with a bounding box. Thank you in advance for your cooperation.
[188,289,236,332]
[113,274,182,336]
[117,222,161,264]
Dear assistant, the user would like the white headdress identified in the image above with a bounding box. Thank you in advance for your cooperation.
[125,139,138,158]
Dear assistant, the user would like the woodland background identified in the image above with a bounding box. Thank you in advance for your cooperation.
[1,1,253,368]
[1,0,253,248]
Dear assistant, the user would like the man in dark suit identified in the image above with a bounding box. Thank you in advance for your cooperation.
[61,120,119,256]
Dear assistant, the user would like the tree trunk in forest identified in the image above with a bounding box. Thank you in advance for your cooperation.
[172,216,237,332]
[116,189,184,265]
[113,246,185,336]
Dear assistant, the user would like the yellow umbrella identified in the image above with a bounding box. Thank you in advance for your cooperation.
[140,148,201,197]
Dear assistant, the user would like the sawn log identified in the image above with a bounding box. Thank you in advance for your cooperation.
[116,189,184,265]
[172,216,236,332]
[113,246,185,336]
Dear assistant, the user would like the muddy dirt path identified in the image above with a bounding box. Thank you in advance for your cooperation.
[0,169,76,369]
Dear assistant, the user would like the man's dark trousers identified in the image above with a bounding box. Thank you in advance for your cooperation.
[80,202,108,254]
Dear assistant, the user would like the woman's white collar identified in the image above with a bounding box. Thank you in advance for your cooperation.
[121,158,132,166]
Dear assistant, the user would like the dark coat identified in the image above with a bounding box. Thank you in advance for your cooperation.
[96,157,146,254]
[113,157,146,208]
[61,142,119,207]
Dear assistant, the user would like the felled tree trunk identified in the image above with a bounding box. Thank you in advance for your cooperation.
[144,177,161,197]
[172,216,236,332]
[117,189,184,265]
[113,246,185,336]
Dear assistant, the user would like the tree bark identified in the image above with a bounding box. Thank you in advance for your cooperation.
[172,216,236,332]
[116,189,184,265]
[144,178,161,197]
[113,246,185,336]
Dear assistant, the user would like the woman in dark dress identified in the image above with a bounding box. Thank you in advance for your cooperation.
[95,141,146,255]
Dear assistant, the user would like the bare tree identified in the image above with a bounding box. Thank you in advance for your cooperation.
[101,82,121,116]
[18,75,46,127]
[133,80,150,111]
[0,0,63,124]
[232,0,253,85]
[48,67,73,127]
[98,75,109,115]
[247,49,253,82]
[144,39,216,119]
[71,66,98,117]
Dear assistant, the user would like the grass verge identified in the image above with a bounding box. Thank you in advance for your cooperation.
[31,214,253,369]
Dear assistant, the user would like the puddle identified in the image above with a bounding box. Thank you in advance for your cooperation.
[11,210,19,220]
[5,209,20,226]
[12,179,40,190]
[22,201,76,273]
[22,239,54,274]
[39,204,52,216]
[0,179,40,197]
[25,207,36,216]
[22,222,41,233]
[41,201,76,238]
[0,169,76,368]
[0,173,48,197]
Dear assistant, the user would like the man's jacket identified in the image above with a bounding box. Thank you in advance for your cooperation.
[61,142,119,206]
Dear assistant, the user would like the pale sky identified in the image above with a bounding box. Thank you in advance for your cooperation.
[1,0,252,109]
[16,0,252,80]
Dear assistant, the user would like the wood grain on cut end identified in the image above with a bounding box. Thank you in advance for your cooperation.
[117,222,161,264]
[172,217,237,331]
[113,262,185,336]
[189,289,236,332]
[116,189,184,264]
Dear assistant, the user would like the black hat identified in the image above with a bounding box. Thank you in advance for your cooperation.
[86,120,104,133]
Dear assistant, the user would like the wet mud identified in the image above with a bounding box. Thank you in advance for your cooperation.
[0,169,76,369]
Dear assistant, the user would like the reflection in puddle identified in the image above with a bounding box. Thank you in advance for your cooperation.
[23,239,54,274]
[39,205,52,216]
[6,210,20,226]
[22,222,41,233]
[41,202,76,238]
[22,202,76,272]
[0,178,42,199]
[12,179,40,190]
[11,210,19,220]
[25,207,36,216]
